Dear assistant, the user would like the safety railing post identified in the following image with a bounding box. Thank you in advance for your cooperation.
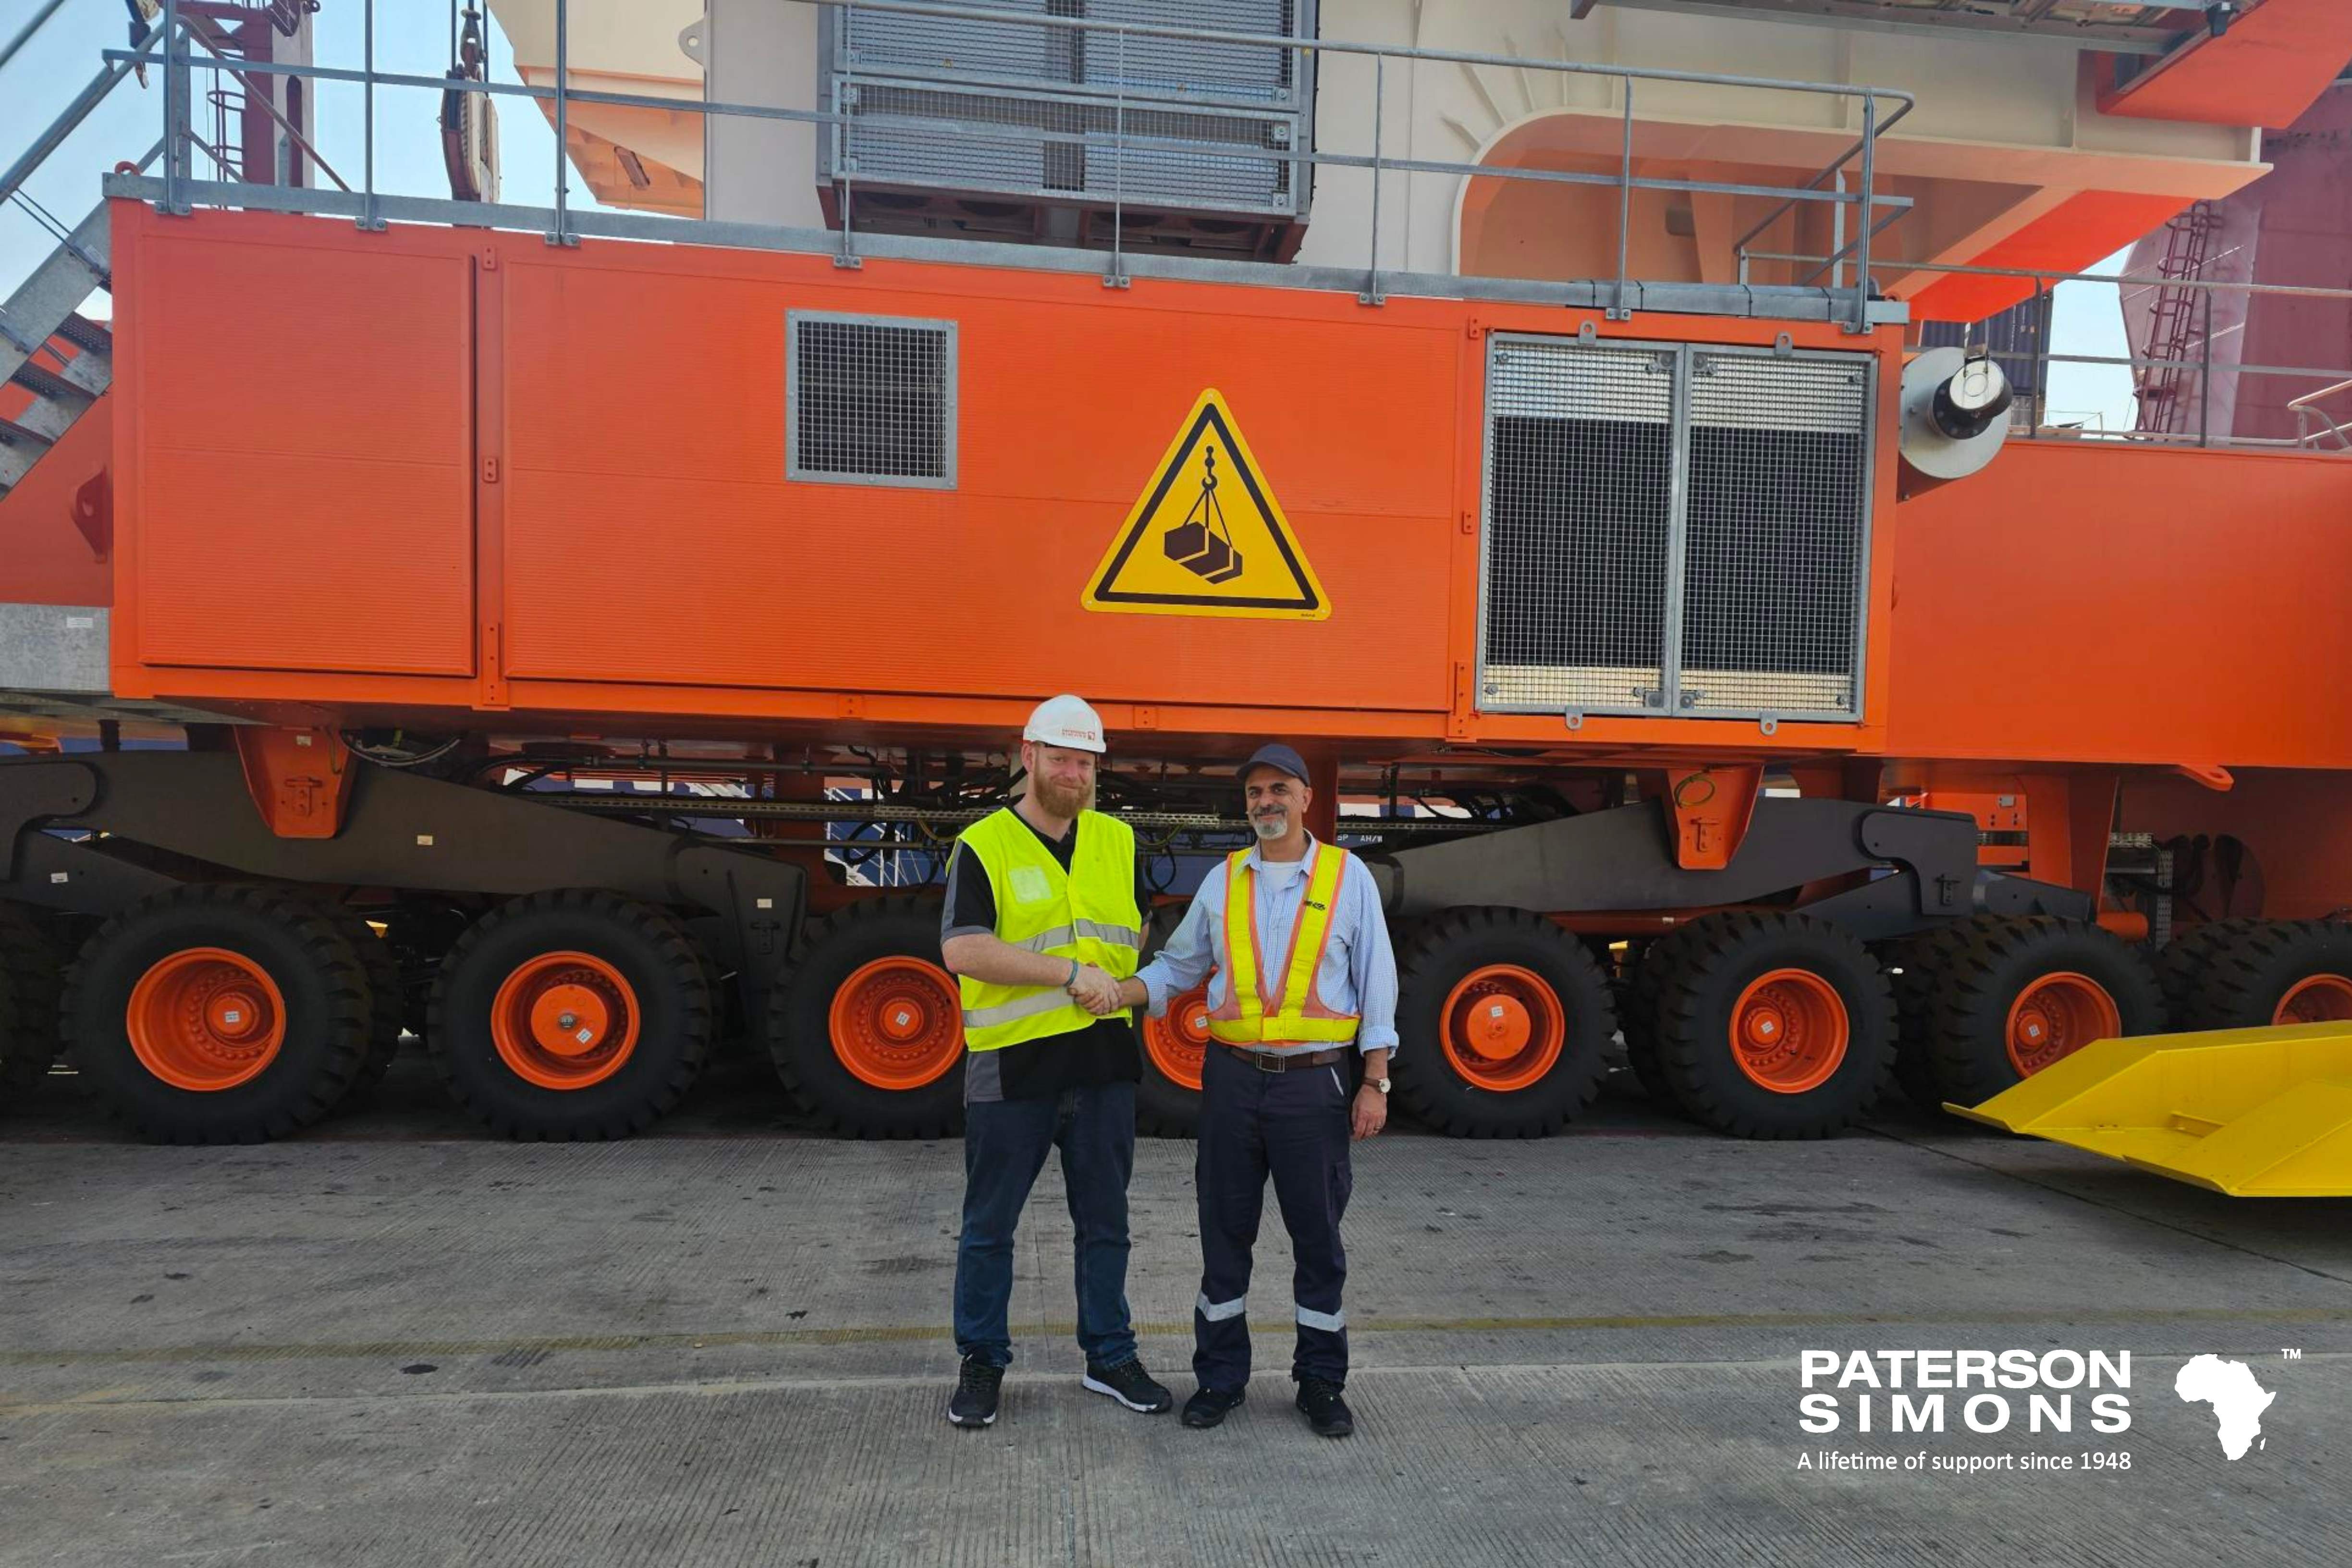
[2023,280,2051,439]
[161,0,189,215]
[1361,53,1384,306]
[360,0,383,230]
[1851,93,1875,333]
[1107,24,1127,290]
[835,1,859,268]
[548,0,575,245]
[2198,287,2215,448]
[1612,75,1633,319]
[2035,279,2054,432]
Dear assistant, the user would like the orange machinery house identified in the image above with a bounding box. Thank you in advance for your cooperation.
[3,189,2351,1151]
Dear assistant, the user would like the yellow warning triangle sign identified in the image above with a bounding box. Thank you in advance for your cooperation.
[1083,389,1331,620]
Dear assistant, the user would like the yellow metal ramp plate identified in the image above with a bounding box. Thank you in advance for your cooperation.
[1948,1022,2352,1198]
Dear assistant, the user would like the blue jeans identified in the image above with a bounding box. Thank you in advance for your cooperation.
[954,1081,1139,1370]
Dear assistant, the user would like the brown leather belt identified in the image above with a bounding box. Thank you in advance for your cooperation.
[1219,1044,1348,1072]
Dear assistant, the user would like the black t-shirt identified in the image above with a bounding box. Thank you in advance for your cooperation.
[942,812,1147,1103]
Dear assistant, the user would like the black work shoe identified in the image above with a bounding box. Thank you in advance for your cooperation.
[1182,1384,1248,1429]
[948,1355,1004,1428]
[1082,1356,1174,1414]
[1296,1376,1354,1438]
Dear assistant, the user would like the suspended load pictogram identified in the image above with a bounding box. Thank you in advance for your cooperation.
[1083,389,1330,620]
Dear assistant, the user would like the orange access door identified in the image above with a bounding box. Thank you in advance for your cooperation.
[109,205,477,687]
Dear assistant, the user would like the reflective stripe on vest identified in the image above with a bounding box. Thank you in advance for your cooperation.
[955,807,1142,1053]
[1207,841,1360,1046]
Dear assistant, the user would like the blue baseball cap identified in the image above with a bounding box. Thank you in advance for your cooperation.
[1238,742,1311,786]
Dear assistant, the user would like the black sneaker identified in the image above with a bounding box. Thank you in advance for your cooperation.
[948,1355,1004,1428]
[1296,1376,1354,1438]
[1082,1356,1173,1414]
[1181,1384,1248,1429]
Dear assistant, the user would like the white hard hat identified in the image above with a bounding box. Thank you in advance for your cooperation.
[1023,693,1107,754]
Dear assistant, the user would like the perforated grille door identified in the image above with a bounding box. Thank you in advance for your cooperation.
[1481,339,1677,715]
[1680,351,1871,719]
[1480,337,1873,723]
[787,313,958,488]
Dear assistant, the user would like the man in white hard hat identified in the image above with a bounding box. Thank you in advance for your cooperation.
[936,694,1173,1428]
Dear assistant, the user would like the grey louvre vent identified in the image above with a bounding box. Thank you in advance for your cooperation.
[817,1,1315,258]
[1480,336,1873,723]
[845,0,1302,107]
[839,80,1300,216]
[787,312,957,488]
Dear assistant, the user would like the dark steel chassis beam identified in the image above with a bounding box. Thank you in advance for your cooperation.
[0,753,809,1016]
[1369,796,2093,942]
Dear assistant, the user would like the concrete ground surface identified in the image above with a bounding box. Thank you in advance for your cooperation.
[3,1054,2347,1568]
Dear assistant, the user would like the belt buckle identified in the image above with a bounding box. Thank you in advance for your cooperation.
[1250,1049,1284,1074]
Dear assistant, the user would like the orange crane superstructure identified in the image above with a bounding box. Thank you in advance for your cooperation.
[5,0,2352,1149]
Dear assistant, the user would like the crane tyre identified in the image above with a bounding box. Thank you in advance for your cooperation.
[0,906,64,1104]
[2177,919,2352,1029]
[1908,916,2161,1114]
[771,897,965,1139]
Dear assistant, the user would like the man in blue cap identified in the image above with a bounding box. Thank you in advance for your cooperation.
[1114,741,1398,1438]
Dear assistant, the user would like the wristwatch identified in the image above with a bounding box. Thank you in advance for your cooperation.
[1370,1076,1392,1095]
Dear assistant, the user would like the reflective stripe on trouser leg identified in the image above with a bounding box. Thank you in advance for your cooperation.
[1295,1304,1345,1332]
[1193,1046,1267,1391]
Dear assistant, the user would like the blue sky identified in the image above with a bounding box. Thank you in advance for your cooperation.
[0,0,608,311]
[1,0,2134,424]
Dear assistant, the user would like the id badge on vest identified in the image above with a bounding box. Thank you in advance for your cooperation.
[1008,866,1054,906]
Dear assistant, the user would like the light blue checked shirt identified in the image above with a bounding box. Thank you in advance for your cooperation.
[1135,835,1399,1056]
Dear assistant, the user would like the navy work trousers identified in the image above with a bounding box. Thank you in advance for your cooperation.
[1192,1044,1354,1390]
[954,1081,1139,1371]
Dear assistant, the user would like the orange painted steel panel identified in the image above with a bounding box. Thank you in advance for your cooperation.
[2124,768,2352,922]
[1908,191,2194,323]
[1886,440,2352,770]
[117,207,474,676]
[82,204,2352,809]
[0,394,111,604]
[494,248,1459,711]
[2098,0,2352,130]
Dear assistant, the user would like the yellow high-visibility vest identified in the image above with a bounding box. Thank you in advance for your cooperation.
[956,807,1143,1053]
[1208,841,1360,1046]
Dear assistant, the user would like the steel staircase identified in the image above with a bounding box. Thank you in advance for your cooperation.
[0,198,115,500]
[0,2,163,504]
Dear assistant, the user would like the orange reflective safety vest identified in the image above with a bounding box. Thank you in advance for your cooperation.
[1206,840,1361,1046]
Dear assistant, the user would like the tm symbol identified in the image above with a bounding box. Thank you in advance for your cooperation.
[2281,1348,2303,1360]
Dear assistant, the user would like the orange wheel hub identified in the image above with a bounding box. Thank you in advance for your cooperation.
[1729,968,1849,1095]
[1439,965,1565,1092]
[2005,971,2119,1077]
[830,956,962,1091]
[1143,984,1210,1091]
[490,952,639,1090]
[125,947,287,1092]
[2275,974,2352,1026]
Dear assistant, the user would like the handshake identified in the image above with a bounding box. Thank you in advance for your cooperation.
[1063,962,1129,1017]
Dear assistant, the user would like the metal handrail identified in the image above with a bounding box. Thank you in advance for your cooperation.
[99,0,1919,329]
[0,30,163,214]
[1750,246,2352,453]
[1740,248,2352,304]
[2290,379,2352,452]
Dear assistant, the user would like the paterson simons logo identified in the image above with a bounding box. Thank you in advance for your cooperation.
[1799,1349,2132,1439]
[1796,1349,2132,1473]
[1795,1348,2279,1472]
